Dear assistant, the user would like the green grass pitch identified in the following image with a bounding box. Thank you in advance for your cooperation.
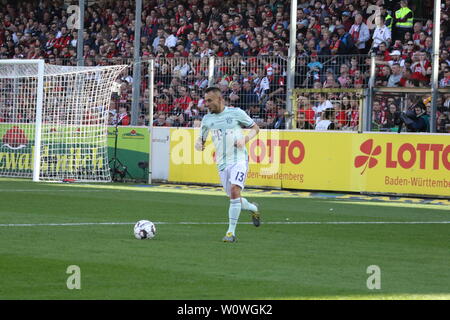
[0,178,448,300]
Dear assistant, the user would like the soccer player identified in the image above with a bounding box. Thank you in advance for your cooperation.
[195,87,261,243]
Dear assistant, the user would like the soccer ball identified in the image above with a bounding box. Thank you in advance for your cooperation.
[134,220,156,239]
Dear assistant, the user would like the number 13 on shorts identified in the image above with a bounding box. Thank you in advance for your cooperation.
[230,162,248,187]
[220,162,248,196]
[234,171,245,182]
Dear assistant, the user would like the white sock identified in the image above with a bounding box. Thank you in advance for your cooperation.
[241,197,257,212]
[227,198,241,235]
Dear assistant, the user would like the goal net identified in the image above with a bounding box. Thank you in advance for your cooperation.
[0,60,126,182]
[292,88,365,131]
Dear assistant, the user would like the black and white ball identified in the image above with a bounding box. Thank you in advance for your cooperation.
[134,220,156,239]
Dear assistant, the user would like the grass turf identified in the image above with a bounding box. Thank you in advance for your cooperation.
[0,178,448,300]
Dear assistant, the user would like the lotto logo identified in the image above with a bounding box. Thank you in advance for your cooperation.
[354,139,450,174]
[354,139,381,175]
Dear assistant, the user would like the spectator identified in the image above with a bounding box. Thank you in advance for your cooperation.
[247,104,266,128]
[341,95,352,117]
[297,8,309,34]
[168,111,187,127]
[155,93,172,114]
[297,95,315,127]
[331,101,345,130]
[117,106,130,125]
[165,27,178,49]
[297,111,314,129]
[235,81,258,111]
[176,17,192,38]
[388,50,405,67]
[349,14,370,54]
[337,64,352,88]
[308,16,321,37]
[228,81,241,106]
[353,69,365,88]
[376,41,390,61]
[441,49,450,68]
[263,97,276,115]
[423,36,433,55]
[272,40,286,57]
[383,103,401,130]
[372,101,386,130]
[272,10,288,31]
[399,68,413,87]
[398,100,430,132]
[439,66,450,88]
[315,108,336,131]
[410,51,432,86]
[266,63,285,103]
[137,114,147,126]
[323,72,339,88]
[306,53,323,83]
[318,39,331,55]
[372,15,392,51]
[376,65,392,86]
[154,113,168,127]
[237,38,251,57]
[437,112,450,133]
[152,29,165,52]
[335,24,356,54]
[173,57,191,78]
[174,86,192,111]
[387,63,403,87]
[394,0,414,41]
[441,94,450,114]
[412,22,423,44]
[313,93,333,124]
[54,26,71,51]
[348,99,360,130]
[403,40,416,59]
[268,107,287,130]
[341,12,353,32]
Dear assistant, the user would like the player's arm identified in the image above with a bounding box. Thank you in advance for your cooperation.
[195,136,205,151]
[244,122,259,143]
[195,120,209,151]
[235,113,260,149]
[236,122,260,148]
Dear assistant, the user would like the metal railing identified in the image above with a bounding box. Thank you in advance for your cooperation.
[372,87,450,133]
[32,55,449,133]
[147,55,370,129]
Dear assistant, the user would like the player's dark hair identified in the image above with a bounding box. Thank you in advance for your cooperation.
[205,86,222,95]
[324,108,334,119]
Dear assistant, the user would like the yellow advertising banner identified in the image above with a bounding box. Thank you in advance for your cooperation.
[168,128,450,197]
[169,128,219,184]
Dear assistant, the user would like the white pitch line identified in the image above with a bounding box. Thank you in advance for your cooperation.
[0,189,120,192]
[0,222,133,227]
[0,221,449,227]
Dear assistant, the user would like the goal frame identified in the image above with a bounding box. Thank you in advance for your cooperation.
[0,59,126,182]
[0,59,45,181]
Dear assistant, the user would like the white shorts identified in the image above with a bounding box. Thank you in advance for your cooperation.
[219,162,248,197]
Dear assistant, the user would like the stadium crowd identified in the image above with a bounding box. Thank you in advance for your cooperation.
[0,0,449,132]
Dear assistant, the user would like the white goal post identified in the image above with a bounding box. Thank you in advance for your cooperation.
[0,59,126,182]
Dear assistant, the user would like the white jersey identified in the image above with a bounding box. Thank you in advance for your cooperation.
[200,107,255,171]
[372,25,392,48]
[315,119,332,131]
[313,100,333,123]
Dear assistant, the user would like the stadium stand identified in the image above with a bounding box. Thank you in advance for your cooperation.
[0,0,448,132]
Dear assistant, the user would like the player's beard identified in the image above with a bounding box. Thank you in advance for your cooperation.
[210,104,221,113]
